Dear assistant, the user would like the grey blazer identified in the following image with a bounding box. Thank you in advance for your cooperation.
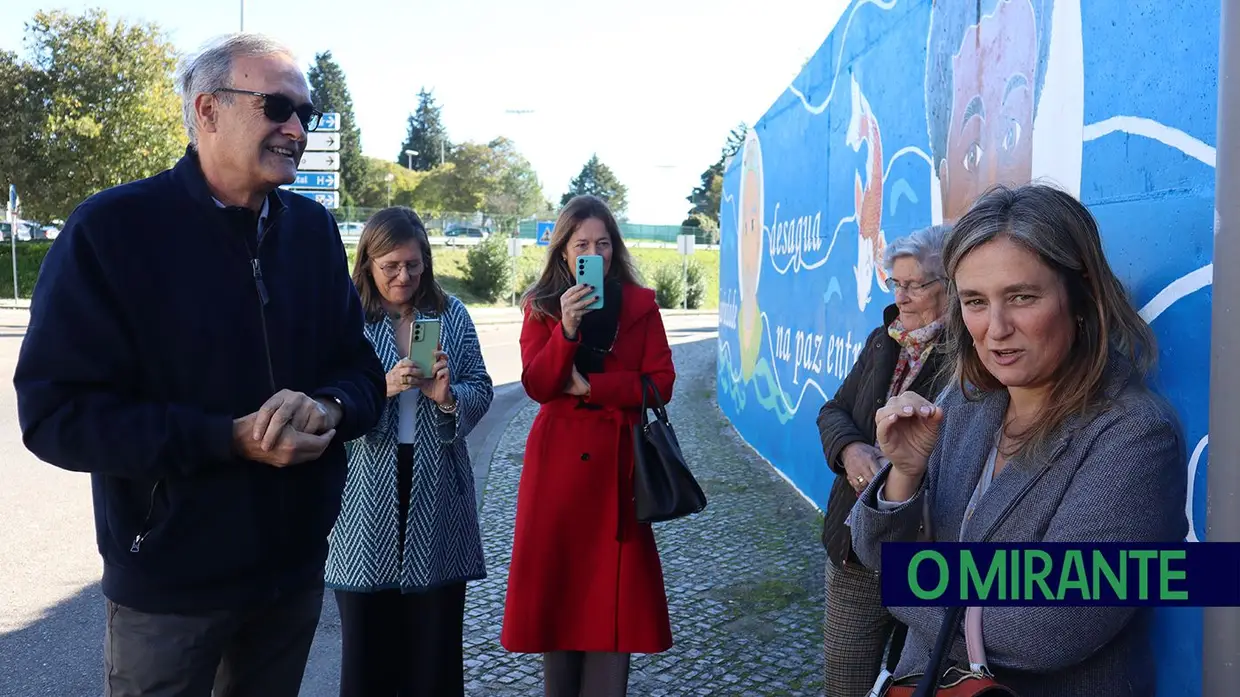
[850,353,1188,697]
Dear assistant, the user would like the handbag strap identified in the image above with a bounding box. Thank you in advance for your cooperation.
[639,375,669,423]
[910,469,1044,697]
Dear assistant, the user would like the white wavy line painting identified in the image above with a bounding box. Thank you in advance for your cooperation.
[785,0,900,115]
[1139,263,1213,324]
[1186,435,1208,543]
[759,310,829,414]
[883,145,933,181]
[717,340,743,384]
[1083,116,1217,167]
[768,145,931,277]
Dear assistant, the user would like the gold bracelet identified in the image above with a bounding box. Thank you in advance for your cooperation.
[437,400,458,414]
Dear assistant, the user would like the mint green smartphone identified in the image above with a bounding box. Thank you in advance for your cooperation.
[408,318,441,377]
[576,255,604,310]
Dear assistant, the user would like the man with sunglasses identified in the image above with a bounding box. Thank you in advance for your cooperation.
[13,33,386,697]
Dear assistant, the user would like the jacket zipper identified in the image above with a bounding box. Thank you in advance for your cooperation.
[250,214,286,598]
[247,227,277,394]
[130,481,164,552]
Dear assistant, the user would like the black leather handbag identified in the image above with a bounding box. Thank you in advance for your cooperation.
[631,375,707,523]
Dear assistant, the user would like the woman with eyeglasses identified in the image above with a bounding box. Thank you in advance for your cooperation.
[501,195,676,697]
[325,206,494,697]
[815,224,952,696]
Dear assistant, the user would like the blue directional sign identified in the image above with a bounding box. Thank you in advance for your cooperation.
[318,112,340,132]
[536,221,554,246]
[291,171,338,190]
[288,189,339,209]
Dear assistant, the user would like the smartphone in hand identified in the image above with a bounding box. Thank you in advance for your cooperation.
[576,255,604,310]
[408,318,442,376]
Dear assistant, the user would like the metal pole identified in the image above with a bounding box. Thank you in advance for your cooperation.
[682,253,688,310]
[1206,0,1240,692]
[240,0,245,31]
[441,141,445,166]
[9,209,17,303]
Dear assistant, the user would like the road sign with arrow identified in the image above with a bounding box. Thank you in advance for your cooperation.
[294,112,341,208]
[307,132,340,151]
[300,151,339,171]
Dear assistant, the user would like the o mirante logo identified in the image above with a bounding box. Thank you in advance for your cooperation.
[880,542,1240,607]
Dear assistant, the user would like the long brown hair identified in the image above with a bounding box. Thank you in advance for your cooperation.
[942,183,1157,459]
[351,206,448,322]
[521,195,641,320]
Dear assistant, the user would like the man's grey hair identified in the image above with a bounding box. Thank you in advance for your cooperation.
[882,223,952,280]
[176,33,298,146]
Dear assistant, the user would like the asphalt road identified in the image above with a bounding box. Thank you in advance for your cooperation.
[0,307,718,697]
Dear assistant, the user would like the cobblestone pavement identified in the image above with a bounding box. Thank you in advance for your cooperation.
[463,338,828,696]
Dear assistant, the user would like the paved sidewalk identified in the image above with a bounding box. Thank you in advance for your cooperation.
[462,338,827,696]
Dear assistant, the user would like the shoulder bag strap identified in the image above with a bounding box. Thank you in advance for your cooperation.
[910,466,1046,697]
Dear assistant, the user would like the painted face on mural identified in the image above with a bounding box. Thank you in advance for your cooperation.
[738,131,764,301]
[955,236,1075,395]
[941,0,1039,221]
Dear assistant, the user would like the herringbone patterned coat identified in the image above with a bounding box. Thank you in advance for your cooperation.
[325,296,494,593]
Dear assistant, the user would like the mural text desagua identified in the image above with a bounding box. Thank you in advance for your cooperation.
[716,1,1217,694]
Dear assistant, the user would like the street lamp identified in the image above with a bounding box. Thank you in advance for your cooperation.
[405,149,418,170]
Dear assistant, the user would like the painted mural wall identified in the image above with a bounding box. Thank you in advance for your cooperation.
[715,0,1216,693]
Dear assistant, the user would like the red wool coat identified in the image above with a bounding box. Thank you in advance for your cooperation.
[500,283,676,654]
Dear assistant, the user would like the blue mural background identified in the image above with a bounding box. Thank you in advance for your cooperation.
[716,1,1216,693]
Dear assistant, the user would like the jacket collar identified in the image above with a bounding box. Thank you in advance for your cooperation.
[617,281,659,332]
[172,145,289,221]
[883,303,900,326]
[950,350,1140,541]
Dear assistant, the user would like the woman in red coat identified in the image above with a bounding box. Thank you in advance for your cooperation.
[501,194,675,697]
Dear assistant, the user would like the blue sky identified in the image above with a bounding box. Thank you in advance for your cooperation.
[1,0,847,223]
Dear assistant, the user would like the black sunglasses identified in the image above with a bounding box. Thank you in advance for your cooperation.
[214,88,322,132]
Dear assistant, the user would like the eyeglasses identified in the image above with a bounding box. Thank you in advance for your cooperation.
[214,88,322,132]
[374,260,423,278]
[884,277,942,295]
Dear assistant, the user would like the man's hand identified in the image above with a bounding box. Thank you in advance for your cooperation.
[233,412,335,467]
[252,389,339,451]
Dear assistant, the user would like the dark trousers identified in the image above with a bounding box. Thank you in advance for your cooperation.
[334,584,467,697]
[542,652,631,697]
[103,585,324,697]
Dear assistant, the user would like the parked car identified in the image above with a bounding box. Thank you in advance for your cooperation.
[0,221,44,241]
[443,226,490,245]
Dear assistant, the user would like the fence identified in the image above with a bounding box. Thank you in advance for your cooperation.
[331,208,720,247]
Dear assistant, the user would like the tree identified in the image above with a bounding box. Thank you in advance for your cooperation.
[352,157,427,209]
[561,154,628,218]
[482,137,545,217]
[686,123,748,226]
[398,88,450,171]
[308,51,366,207]
[0,9,184,223]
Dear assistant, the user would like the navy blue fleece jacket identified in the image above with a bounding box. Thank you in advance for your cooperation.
[13,147,386,613]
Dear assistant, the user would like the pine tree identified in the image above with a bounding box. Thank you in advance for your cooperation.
[307,51,366,207]
[561,154,628,218]
[398,88,451,171]
[686,123,747,225]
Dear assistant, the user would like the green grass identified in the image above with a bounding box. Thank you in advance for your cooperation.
[9,240,720,309]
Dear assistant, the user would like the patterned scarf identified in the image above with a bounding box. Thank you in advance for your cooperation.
[886,315,945,399]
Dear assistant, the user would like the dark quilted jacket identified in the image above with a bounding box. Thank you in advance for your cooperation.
[816,304,949,567]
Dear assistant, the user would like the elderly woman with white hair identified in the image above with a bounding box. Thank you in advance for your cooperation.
[815,223,952,696]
